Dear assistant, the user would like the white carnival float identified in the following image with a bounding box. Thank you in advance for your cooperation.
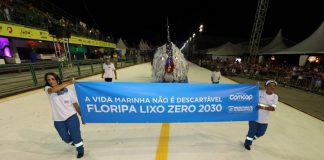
[151,19,189,83]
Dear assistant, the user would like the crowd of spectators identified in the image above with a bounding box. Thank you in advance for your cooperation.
[0,0,114,42]
[195,57,324,95]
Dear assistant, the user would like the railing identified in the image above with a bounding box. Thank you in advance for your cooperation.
[0,57,143,98]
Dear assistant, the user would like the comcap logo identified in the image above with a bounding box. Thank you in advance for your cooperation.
[229,94,253,101]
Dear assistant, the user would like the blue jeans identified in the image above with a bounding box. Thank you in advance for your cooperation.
[244,121,268,146]
[54,114,84,153]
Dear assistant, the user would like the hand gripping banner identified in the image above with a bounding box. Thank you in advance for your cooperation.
[75,82,258,123]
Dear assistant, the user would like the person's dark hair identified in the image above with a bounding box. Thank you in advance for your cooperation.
[44,72,62,87]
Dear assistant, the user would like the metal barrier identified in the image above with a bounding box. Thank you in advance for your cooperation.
[0,57,142,98]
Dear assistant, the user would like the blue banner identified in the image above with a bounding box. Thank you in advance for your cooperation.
[74,82,258,123]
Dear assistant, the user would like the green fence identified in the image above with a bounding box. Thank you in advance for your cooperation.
[0,57,142,98]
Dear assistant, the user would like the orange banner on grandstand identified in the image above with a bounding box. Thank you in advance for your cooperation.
[0,23,115,48]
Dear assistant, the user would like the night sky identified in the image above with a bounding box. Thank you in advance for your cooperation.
[46,0,324,46]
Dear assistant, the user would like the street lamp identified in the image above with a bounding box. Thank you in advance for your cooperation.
[192,24,203,57]
[186,24,204,59]
[199,24,203,32]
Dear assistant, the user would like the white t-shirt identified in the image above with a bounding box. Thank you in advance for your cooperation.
[45,86,78,121]
[257,90,278,124]
[211,71,221,83]
[103,63,116,78]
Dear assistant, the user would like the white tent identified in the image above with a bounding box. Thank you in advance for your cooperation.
[116,38,128,50]
[259,29,288,54]
[139,39,151,51]
[115,38,128,55]
[269,21,324,55]
[206,42,244,56]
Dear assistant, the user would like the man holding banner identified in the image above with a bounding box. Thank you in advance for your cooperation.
[244,80,278,150]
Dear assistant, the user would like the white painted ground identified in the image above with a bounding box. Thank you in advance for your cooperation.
[0,62,323,160]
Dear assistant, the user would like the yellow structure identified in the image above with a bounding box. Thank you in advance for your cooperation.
[0,22,116,48]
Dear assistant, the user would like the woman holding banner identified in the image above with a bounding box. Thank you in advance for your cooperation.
[44,72,85,158]
[244,80,278,150]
